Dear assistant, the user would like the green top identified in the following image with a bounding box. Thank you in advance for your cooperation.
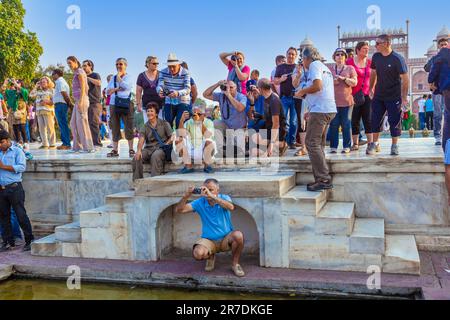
[5,88,29,111]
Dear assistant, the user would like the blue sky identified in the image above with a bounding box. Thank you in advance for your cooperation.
[22,0,449,95]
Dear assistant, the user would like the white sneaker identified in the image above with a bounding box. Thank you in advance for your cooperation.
[23,143,29,151]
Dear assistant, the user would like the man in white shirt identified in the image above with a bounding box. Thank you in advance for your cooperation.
[51,69,73,150]
[295,47,337,191]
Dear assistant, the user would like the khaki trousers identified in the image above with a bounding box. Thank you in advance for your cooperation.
[37,110,56,147]
[306,112,336,182]
[132,148,166,181]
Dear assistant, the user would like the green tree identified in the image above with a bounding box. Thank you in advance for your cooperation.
[34,64,74,89]
[0,0,43,85]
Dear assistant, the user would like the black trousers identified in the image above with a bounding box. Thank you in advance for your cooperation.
[425,111,434,130]
[0,183,34,245]
[351,95,373,136]
[13,124,29,144]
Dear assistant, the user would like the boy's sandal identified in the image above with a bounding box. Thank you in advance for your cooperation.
[107,150,119,158]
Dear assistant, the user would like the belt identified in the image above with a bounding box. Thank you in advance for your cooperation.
[0,183,19,190]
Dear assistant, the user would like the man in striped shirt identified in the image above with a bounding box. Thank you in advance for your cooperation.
[157,53,191,128]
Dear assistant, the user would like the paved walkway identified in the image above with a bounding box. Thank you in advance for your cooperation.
[1,248,449,299]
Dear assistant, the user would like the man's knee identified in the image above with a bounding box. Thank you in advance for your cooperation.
[230,231,244,245]
[193,245,209,261]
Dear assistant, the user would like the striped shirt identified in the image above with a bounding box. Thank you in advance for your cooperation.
[156,67,191,105]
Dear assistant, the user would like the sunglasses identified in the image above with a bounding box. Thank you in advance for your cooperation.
[151,62,159,65]
[335,53,345,57]
[375,41,385,46]
[116,63,124,66]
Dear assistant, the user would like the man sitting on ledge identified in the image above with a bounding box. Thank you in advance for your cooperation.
[175,179,245,277]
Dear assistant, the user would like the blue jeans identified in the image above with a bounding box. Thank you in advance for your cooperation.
[281,96,298,145]
[329,107,353,149]
[25,121,31,142]
[163,103,192,128]
[433,94,444,140]
[419,112,426,130]
[55,103,71,147]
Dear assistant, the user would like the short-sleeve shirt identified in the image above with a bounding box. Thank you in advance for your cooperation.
[185,118,215,148]
[418,99,426,113]
[371,51,408,101]
[53,77,71,104]
[304,61,337,113]
[5,88,28,111]
[139,119,173,152]
[136,72,164,108]
[330,65,357,107]
[346,58,372,96]
[263,93,287,132]
[213,92,248,129]
[87,72,102,104]
[227,63,250,95]
[275,63,296,98]
[191,194,234,241]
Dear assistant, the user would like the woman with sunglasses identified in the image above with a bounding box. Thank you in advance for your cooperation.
[136,56,163,124]
[346,41,374,153]
[329,48,357,154]
[105,58,134,158]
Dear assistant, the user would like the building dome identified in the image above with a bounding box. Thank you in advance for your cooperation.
[300,37,314,50]
[437,26,449,40]
[428,42,438,54]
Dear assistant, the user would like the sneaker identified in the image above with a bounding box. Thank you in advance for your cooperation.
[366,143,376,156]
[48,146,57,150]
[107,144,114,149]
[391,144,399,156]
[179,167,195,174]
[330,148,338,154]
[205,255,216,272]
[341,148,350,154]
[435,141,442,146]
[22,243,31,252]
[67,149,80,154]
[307,181,333,192]
[288,144,296,150]
[203,166,215,174]
[80,149,96,154]
[231,264,245,277]
[375,143,381,153]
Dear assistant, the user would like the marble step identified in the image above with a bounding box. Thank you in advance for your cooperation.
[105,192,135,212]
[290,249,382,273]
[31,234,62,257]
[55,221,81,243]
[316,202,355,236]
[0,264,13,281]
[281,186,329,216]
[350,219,385,255]
[80,206,117,228]
[134,172,296,198]
[382,235,420,275]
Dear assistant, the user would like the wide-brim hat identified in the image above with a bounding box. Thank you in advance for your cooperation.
[166,53,181,66]
[333,48,348,59]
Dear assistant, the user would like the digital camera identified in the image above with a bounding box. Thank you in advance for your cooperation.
[220,84,228,91]
[163,88,172,96]
[231,55,237,62]
[193,187,202,195]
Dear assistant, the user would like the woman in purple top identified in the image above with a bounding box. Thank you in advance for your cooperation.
[136,56,164,123]
[219,51,250,94]
[67,56,94,153]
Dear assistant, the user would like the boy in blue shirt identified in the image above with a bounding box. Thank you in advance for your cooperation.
[175,178,245,277]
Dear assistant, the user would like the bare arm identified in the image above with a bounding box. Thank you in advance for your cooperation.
[295,79,322,98]
[219,52,233,67]
[87,77,102,87]
[175,189,195,214]
[136,85,143,110]
[203,82,220,101]
[191,84,198,103]
[400,73,409,102]
[369,70,377,95]
[234,66,249,82]
[292,68,302,88]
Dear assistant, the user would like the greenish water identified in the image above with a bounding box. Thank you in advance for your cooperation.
[0,279,300,300]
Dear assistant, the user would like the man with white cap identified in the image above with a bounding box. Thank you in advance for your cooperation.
[175,105,216,174]
[157,53,191,129]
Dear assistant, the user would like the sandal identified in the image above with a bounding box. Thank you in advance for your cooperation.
[351,145,359,152]
[231,264,245,277]
[295,148,308,157]
[280,144,288,157]
[107,150,119,158]
[205,255,216,272]
[129,150,136,158]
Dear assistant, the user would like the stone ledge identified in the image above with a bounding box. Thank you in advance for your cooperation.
[0,264,13,281]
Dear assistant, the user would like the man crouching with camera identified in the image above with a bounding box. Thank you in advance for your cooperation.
[175,179,245,277]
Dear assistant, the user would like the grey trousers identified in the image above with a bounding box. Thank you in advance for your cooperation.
[88,102,103,146]
[132,148,166,180]
[306,112,336,182]
[433,94,445,141]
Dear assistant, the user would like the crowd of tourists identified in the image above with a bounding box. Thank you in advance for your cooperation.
[1,33,449,273]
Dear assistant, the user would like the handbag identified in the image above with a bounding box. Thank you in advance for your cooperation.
[13,110,24,120]
[353,61,368,107]
[150,125,173,162]
[114,76,131,114]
